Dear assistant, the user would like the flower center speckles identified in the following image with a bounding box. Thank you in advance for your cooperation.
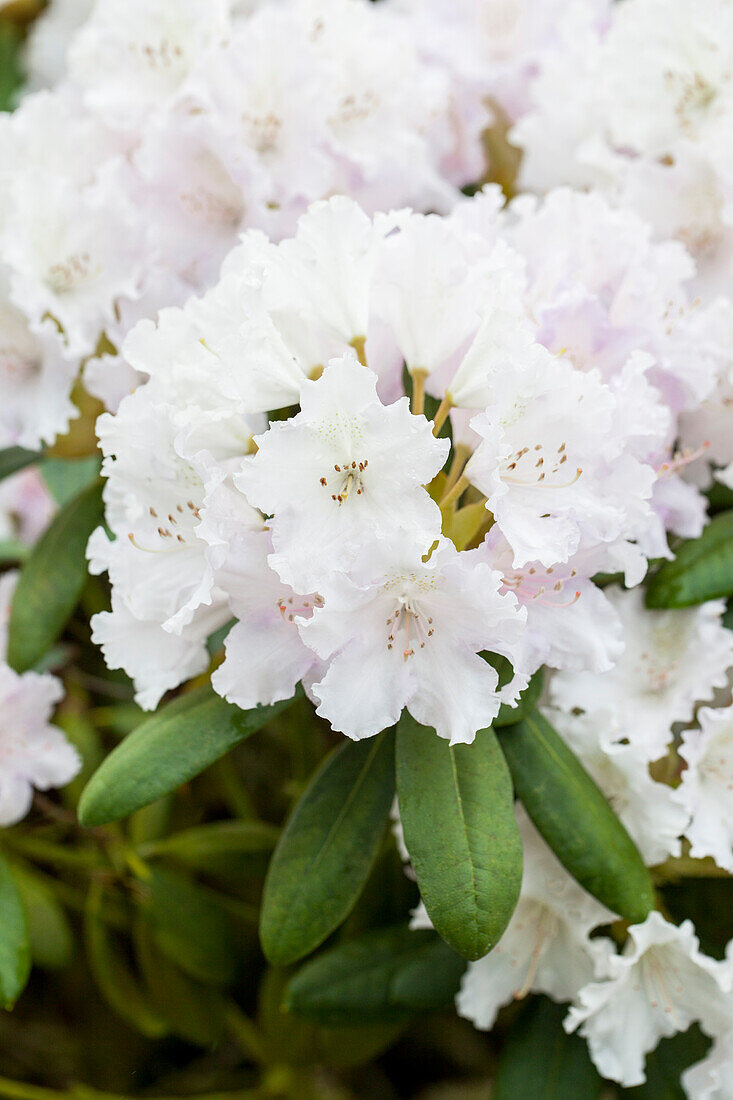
[276,593,324,622]
[331,90,381,128]
[241,111,282,156]
[386,597,434,661]
[46,252,99,294]
[319,459,368,505]
[502,441,582,489]
[503,564,580,607]
[179,187,243,228]
[667,69,718,132]
[635,949,684,1024]
[128,37,186,72]
[128,498,201,553]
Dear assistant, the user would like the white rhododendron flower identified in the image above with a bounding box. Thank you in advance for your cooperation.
[238,354,449,591]
[512,0,733,293]
[89,192,721,747]
[565,912,733,1087]
[683,1031,733,1100]
[677,705,733,872]
[454,810,615,1029]
[550,587,733,760]
[0,574,80,825]
[548,708,690,865]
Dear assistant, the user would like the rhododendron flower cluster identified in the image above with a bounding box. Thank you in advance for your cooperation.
[90,190,728,747]
[0,0,481,452]
[4,2,733,1096]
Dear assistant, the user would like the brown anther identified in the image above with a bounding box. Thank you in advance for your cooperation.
[331,494,338,501]
[320,477,327,486]
[177,534,185,543]
[334,464,341,472]
[149,507,158,517]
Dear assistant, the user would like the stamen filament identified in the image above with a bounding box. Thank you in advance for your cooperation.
[410,368,428,417]
[350,335,367,367]
[432,393,453,435]
[440,473,470,509]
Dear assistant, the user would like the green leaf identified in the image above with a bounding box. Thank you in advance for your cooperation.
[483,654,545,728]
[138,867,240,987]
[10,865,73,971]
[39,454,102,506]
[0,21,23,112]
[493,997,604,1100]
[7,479,104,672]
[139,819,279,878]
[84,883,167,1038]
[396,715,522,961]
[286,924,465,1026]
[258,968,404,1069]
[134,919,225,1046]
[497,711,655,923]
[0,854,31,1008]
[0,540,28,565]
[0,447,39,483]
[646,511,733,608]
[78,684,296,825]
[260,729,396,966]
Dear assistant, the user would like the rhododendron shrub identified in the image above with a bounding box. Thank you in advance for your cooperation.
[1,2,733,1098]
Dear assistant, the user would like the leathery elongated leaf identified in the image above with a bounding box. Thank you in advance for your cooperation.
[260,729,396,966]
[285,924,465,1026]
[493,997,604,1100]
[7,479,104,672]
[0,446,39,482]
[78,685,296,826]
[497,711,655,923]
[396,714,522,961]
[646,511,733,608]
[0,855,30,1009]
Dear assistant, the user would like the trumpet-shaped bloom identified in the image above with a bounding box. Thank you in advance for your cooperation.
[238,354,448,591]
[565,912,733,1087]
[677,705,733,872]
[300,539,526,744]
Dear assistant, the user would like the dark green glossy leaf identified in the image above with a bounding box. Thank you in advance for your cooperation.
[78,684,296,825]
[0,855,30,1008]
[493,997,604,1100]
[396,715,522,960]
[646,511,733,608]
[260,730,396,966]
[138,819,279,878]
[84,883,167,1038]
[7,479,104,672]
[497,711,655,923]
[286,924,465,1026]
[483,653,545,728]
[258,968,404,1069]
[11,864,73,971]
[0,447,38,482]
[134,919,225,1046]
[0,21,22,112]
[138,867,240,986]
